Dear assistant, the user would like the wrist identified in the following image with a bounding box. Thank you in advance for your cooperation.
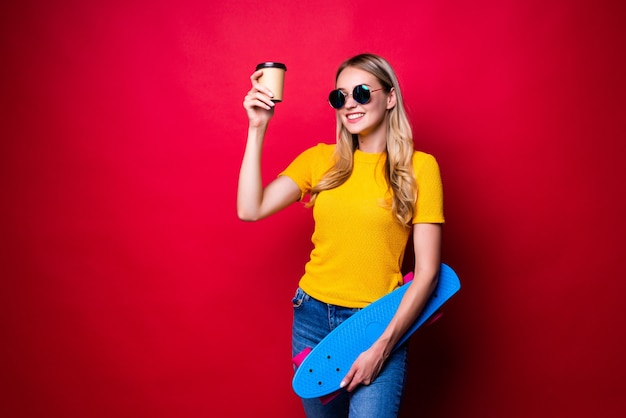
[372,337,393,361]
[247,124,268,144]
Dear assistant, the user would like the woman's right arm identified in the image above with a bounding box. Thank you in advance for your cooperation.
[237,70,302,221]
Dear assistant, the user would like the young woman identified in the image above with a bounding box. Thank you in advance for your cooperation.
[238,53,444,417]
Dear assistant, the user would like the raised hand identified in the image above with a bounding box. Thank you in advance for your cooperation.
[243,69,276,128]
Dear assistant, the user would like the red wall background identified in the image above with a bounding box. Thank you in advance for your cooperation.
[2,1,625,417]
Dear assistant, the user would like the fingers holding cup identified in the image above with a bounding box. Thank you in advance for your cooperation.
[255,62,286,103]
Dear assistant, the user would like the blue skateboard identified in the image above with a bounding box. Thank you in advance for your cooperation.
[292,263,460,401]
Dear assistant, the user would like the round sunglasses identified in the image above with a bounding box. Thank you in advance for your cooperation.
[328,84,384,109]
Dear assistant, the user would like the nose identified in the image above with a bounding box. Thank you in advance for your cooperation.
[344,95,358,109]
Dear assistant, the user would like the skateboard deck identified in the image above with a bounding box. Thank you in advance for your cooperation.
[292,263,460,400]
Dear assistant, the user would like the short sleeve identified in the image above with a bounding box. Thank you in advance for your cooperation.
[412,152,445,224]
[279,143,335,198]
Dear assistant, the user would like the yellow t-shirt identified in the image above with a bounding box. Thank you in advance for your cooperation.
[280,143,444,308]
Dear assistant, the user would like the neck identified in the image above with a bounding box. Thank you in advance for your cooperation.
[358,135,386,153]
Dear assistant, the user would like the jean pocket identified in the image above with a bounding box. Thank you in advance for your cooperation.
[291,287,308,309]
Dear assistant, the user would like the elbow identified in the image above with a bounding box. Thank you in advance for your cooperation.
[428,265,440,286]
[237,208,260,222]
[429,271,439,293]
[414,265,440,293]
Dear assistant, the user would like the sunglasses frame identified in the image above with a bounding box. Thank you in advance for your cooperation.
[328,84,385,109]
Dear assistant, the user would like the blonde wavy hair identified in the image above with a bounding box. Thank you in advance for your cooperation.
[308,53,417,227]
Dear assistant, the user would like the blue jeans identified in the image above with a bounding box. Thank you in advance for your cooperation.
[292,288,408,418]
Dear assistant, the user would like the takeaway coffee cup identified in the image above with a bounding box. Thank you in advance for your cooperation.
[256,62,287,102]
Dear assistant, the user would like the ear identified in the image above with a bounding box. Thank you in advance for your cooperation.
[386,87,397,110]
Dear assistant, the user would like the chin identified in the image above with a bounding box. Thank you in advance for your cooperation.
[344,124,363,135]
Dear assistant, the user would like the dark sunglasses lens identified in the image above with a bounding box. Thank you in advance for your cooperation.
[328,90,345,109]
[353,85,371,104]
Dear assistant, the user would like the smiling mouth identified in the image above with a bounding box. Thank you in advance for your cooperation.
[347,113,365,120]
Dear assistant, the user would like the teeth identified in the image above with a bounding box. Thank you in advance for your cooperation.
[347,113,364,120]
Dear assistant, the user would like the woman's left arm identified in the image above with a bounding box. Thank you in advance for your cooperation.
[341,222,442,392]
